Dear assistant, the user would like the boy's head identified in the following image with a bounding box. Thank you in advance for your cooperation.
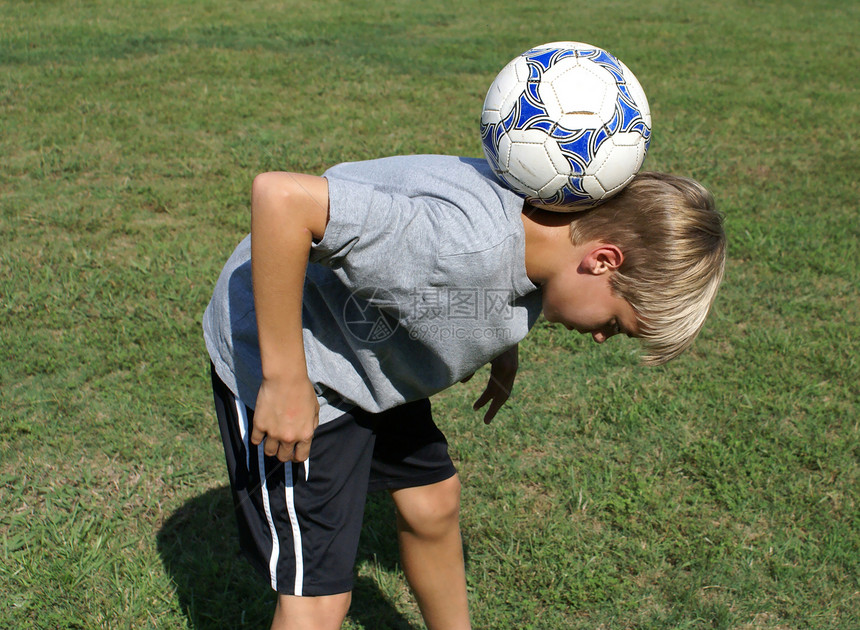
[568,171,726,365]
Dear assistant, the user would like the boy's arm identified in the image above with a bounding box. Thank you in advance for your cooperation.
[249,172,329,463]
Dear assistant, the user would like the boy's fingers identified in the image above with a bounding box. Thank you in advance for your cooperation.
[475,388,511,423]
[264,436,281,457]
[483,392,510,424]
[250,426,265,446]
[275,441,295,462]
[473,388,492,410]
[293,439,312,463]
[483,402,501,424]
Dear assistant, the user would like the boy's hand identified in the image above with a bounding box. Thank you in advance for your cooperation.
[251,375,320,463]
[472,344,519,425]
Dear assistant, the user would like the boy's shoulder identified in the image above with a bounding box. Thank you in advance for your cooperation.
[320,155,528,261]
[323,154,501,197]
[324,154,486,177]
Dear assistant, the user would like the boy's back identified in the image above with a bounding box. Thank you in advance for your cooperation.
[203,155,542,425]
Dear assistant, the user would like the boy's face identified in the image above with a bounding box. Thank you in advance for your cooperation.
[541,244,640,342]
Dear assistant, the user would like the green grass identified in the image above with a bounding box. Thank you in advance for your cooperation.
[1,0,858,627]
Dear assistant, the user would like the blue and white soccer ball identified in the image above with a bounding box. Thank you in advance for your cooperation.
[481,42,652,211]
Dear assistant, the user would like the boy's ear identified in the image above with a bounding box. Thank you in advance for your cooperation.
[581,244,624,275]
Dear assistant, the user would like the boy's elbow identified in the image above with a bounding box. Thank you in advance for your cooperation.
[252,172,294,209]
[251,173,305,227]
[250,172,330,240]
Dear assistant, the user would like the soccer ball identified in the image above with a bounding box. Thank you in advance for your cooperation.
[481,42,652,211]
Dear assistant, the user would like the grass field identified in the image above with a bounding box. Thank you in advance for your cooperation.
[1,0,858,628]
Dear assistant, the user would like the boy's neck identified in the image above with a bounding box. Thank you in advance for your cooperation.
[520,205,581,285]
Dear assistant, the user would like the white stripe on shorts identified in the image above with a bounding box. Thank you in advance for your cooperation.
[233,392,307,595]
[257,443,280,592]
[231,391,309,595]
[284,464,304,595]
[233,397,250,471]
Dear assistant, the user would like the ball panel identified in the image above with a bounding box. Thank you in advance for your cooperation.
[500,171,533,197]
[554,125,612,174]
[496,132,513,170]
[505,128,567,192]
[508,143,555,193]
[537,172,570,199]
[512,89,550,130]
[580,174,607,200]
[593,141,642,193]
[545,64,612,128]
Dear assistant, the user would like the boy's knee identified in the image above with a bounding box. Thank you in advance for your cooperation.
[273,592,351,630]
[394,475,462,539]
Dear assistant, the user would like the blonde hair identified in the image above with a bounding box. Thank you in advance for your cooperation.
[569,172,726,365]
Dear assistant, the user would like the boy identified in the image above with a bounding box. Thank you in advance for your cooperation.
[203,154,725,629]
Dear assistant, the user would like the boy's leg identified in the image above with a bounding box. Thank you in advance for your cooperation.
[391,475,471,630]
[368,398,467,629]
[211,365,376,628]
[271,593,352,630]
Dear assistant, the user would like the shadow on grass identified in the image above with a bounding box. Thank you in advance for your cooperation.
[157,485,419,630]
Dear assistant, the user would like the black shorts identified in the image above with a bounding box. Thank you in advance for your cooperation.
[211,366,457,596]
